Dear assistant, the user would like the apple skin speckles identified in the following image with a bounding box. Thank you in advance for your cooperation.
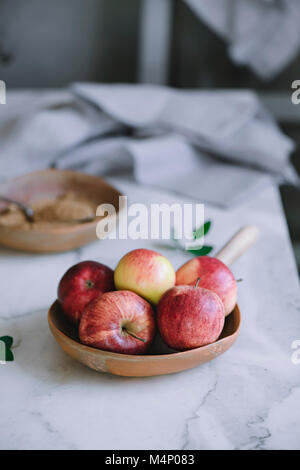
[157,285,225,351]
[58,260,115,325]
[176,256,237,316]
[79,290,156,355]
[114,249,175,305]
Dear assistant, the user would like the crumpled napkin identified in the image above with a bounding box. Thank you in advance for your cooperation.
[0,83,297,207]
[184,0,300,80]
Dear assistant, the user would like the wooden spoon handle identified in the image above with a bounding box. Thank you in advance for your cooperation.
[215,225,259,266]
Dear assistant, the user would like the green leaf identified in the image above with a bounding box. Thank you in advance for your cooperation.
[5,349,14,362]
[187,245,213,256]
[0,336,13,349]
[193,221,211,240]
[0,336,14,362]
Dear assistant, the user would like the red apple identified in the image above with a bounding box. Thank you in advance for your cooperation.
[58,260,115,325]
[79,290,155,354]
[176,256,237,316]
[114,248,175,304]
[157,285,225,351]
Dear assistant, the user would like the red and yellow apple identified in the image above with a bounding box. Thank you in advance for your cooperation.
[176,256,237,316]
[157,285,225,350]
[79,290,155,354]
[58,260,115,325]
[114,248,175,304]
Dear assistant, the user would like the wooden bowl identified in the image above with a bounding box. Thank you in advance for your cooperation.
[0,169,123,253]
[48,300,241,377]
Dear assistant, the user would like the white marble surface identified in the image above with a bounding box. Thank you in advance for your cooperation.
[0,179,299,450]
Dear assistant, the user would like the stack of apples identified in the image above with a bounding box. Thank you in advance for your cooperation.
[57,248,237,355]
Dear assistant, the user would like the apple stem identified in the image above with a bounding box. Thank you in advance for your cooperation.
[195,277,201,288]
[236,278,243,283]
[124,329,146,343]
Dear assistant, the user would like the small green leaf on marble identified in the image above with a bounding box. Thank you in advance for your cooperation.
[0,336,14,362]
[187,245,213,256]
[193,220,212,240]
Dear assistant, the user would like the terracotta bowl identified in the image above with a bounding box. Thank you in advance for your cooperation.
[48,300,241,377]
[0,169,123,253]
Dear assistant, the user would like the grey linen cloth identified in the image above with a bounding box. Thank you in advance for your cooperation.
[0,83,297,207]
[185,0,300,80]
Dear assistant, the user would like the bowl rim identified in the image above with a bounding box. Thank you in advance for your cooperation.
[0,169,124,234]
[48,300,241,361]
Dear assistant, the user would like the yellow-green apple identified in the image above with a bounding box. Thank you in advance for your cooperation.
[58,260,114,325]
[114,248,175,304]
[176,256,237,316]
[79,290,155,354]
[157,285,225,350]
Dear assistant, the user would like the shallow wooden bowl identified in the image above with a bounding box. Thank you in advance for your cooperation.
[0,169,122,253]
[48,226,258,377]
[48,300,241,377]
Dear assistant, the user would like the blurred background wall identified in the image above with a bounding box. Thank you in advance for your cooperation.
[1,0,300,90]
[0,0,140,86]
[0,0,299,269]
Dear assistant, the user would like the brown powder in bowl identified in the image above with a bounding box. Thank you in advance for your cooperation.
[0,192,96,229]
[0,204,28,228]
